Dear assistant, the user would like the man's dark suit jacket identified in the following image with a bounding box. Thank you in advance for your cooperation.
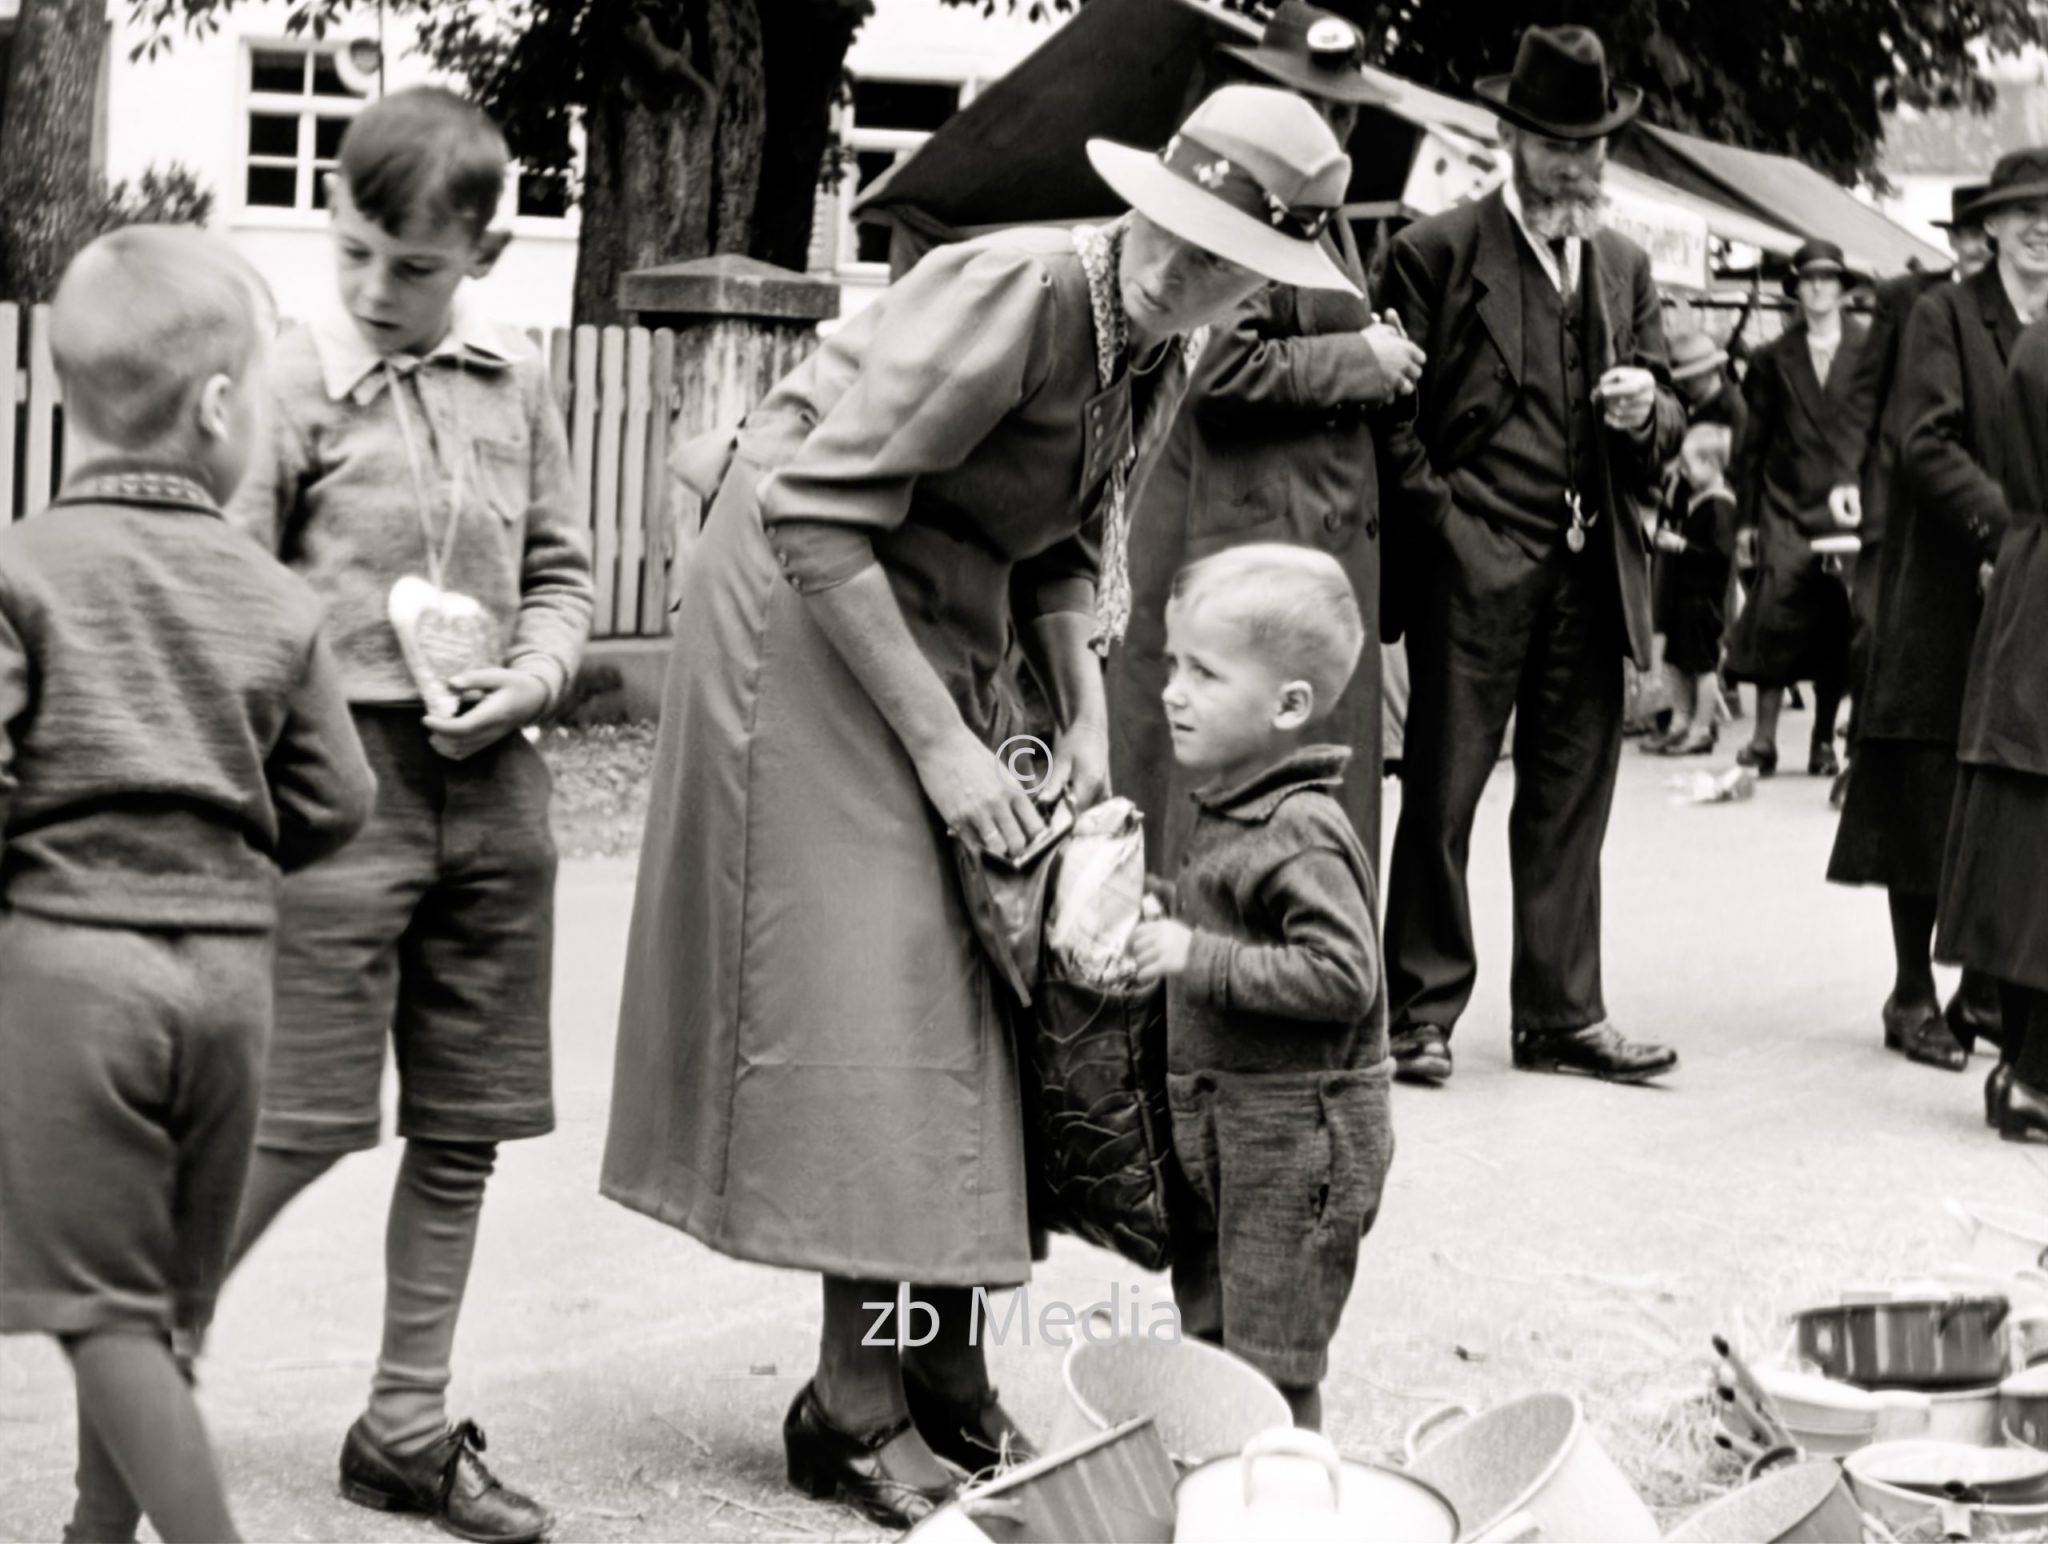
[1374,188,1685,665]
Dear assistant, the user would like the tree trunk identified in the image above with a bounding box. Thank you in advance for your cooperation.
[0,0,107,302]
[750,0,869,271]
[571,0,768,326]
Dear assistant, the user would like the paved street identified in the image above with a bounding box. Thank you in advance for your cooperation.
[5,709,2045,1541]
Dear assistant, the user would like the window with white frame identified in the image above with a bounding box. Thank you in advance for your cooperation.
[834,76,972,273]
[242,44,366,213]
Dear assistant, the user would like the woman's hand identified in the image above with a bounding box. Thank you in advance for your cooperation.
[1038,717,1111,811]
[914,726,1047,857]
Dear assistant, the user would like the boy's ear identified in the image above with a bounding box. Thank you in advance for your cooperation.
[471,228,512,277]
[1274,679,1315,732]
[195,373,234,444]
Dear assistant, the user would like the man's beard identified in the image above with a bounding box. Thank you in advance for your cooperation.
[1513,151,1606,242]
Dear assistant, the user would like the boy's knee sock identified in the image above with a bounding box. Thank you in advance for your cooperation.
[364,1140,497,1455]
[227,1146,342,1275]
[65,1330,238,1544]
[64,1398,141,1544]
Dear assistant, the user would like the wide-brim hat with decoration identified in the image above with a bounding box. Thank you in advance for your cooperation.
[1962,149,2048,221]
[1220,1,1391,107]
[1667,332,1730,383]
[1932,181,1988,230]
[1087,84,1358,294]
[1782,238,1868,296]
[1474,25,1642,141]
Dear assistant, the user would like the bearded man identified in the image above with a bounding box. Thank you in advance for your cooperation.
[1375,25,1685,1087]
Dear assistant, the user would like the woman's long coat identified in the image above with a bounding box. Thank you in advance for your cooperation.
[601,229,1191,1285]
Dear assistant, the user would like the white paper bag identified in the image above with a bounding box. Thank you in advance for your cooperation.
[1043,796,1147,989]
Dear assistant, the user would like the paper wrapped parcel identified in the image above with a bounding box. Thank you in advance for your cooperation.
[1043,797,1148,987]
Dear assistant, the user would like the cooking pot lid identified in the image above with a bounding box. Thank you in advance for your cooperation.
[1851,1440,2048,1494]
[2004,1363,2048,1395]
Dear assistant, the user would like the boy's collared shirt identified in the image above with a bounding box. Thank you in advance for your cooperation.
[229,294,594,710]
[1167,743,1387,1075]
[0,458,374,931]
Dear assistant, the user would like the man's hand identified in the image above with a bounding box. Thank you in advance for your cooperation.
[423,669,551,760]
[1653,528,1688,554]
[1595,366,1657,432]
[1981,560,1997,595]
[1129,919,1193,988]
[1363,312,1426,398]
[1828,484,1863,529]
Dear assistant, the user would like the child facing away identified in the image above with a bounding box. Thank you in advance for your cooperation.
[1128,544,1393,1431]
[1643,423,1738,757]
[220,86,593,1542]
[0,226,375,1543]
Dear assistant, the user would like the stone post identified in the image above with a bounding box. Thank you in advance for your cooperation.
[619,254,842,608]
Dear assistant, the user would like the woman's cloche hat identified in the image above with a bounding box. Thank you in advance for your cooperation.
[1962,149,2048,222]
[1782,238,1867,296]
[1475,25,1642,142]
[1087,85,1358,294]
[1220,0,1391,107]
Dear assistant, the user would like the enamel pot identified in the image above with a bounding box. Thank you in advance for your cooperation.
[1171,1427,1460,1544]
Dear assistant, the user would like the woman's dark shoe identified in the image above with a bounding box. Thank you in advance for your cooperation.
[1882,993,1942,1053]
[1988,1061,2016,1129]
[1810,741,1841,778]
[339,1418,551,1544]
[1903,1014,1970,1072]
[784,1382,954,1529]
[2000,1077,2048,1143]
[1736,741,1779,776]
[902,1368,1036,1476]
[1947,988,2005,1059]
[1660,726,1718,757]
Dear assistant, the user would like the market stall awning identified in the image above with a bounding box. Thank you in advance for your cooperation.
[1618,124,1948,277]
[854,0,1917,284]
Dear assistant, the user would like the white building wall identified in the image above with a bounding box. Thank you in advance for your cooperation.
[64,0,1056,329]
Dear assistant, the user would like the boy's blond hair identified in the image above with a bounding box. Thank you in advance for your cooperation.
[1681,421,1734,481]
[49,224,273,452]
[1169,543,1365,717]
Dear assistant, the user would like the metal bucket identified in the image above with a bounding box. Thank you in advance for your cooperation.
[1664,1460,1867,1543]
[1050,1331,1293,1469]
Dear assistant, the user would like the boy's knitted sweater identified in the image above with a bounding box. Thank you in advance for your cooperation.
[228,302,593,708]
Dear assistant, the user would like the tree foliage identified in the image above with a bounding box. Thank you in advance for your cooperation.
[1337,0,2047,189]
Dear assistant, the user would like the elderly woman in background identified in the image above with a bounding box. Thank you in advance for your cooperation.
[601,87,1359,1529]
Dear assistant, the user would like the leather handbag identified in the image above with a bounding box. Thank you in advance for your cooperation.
[948,799,1073,1008]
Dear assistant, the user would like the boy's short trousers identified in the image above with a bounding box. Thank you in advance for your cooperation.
[1165,1063,1393,1387]
[258,706,557,1154]
[0,911,273,1354]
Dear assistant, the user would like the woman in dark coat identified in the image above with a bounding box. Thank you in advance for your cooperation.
[600,88,1359,1527]
[1725,242,1867,777]
[1828,167,2045,1071]
[1938,154,2048,1140]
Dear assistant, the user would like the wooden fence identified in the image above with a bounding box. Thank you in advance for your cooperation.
[1,303,683,640]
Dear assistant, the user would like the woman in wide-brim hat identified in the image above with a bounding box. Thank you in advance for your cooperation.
[1782,238,1869,298]
[602,84,1352,1530]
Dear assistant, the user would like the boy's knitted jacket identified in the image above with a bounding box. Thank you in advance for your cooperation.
[1167,744,1387,1075]
[228,303,594,708]
[0,464,376,931]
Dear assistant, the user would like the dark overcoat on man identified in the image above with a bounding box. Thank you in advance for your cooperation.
[1374,185,1684,1041]
[1832,264,2017,892]
[1723,318,1867,688]
[1110,242,1393,870]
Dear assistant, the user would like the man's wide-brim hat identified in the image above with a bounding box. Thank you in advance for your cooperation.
[1782,238,1867,296]
[1088,84,1359,294]
[1474,25,1642,141]
[1963,149,2048,221]
[1667,335,1729,383]
[1933,181,1988,230]
[1221,0,1391,107]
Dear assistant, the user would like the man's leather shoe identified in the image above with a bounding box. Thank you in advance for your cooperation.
[1391,1026,1452,1085]
[1988,1061,2016,1129]
[903,1368,1034,1476]
[784,1382,954,1529]
[1513,1023,1676,1084]
[2000,1076,2048,1143]
[339,1418,551,1544]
